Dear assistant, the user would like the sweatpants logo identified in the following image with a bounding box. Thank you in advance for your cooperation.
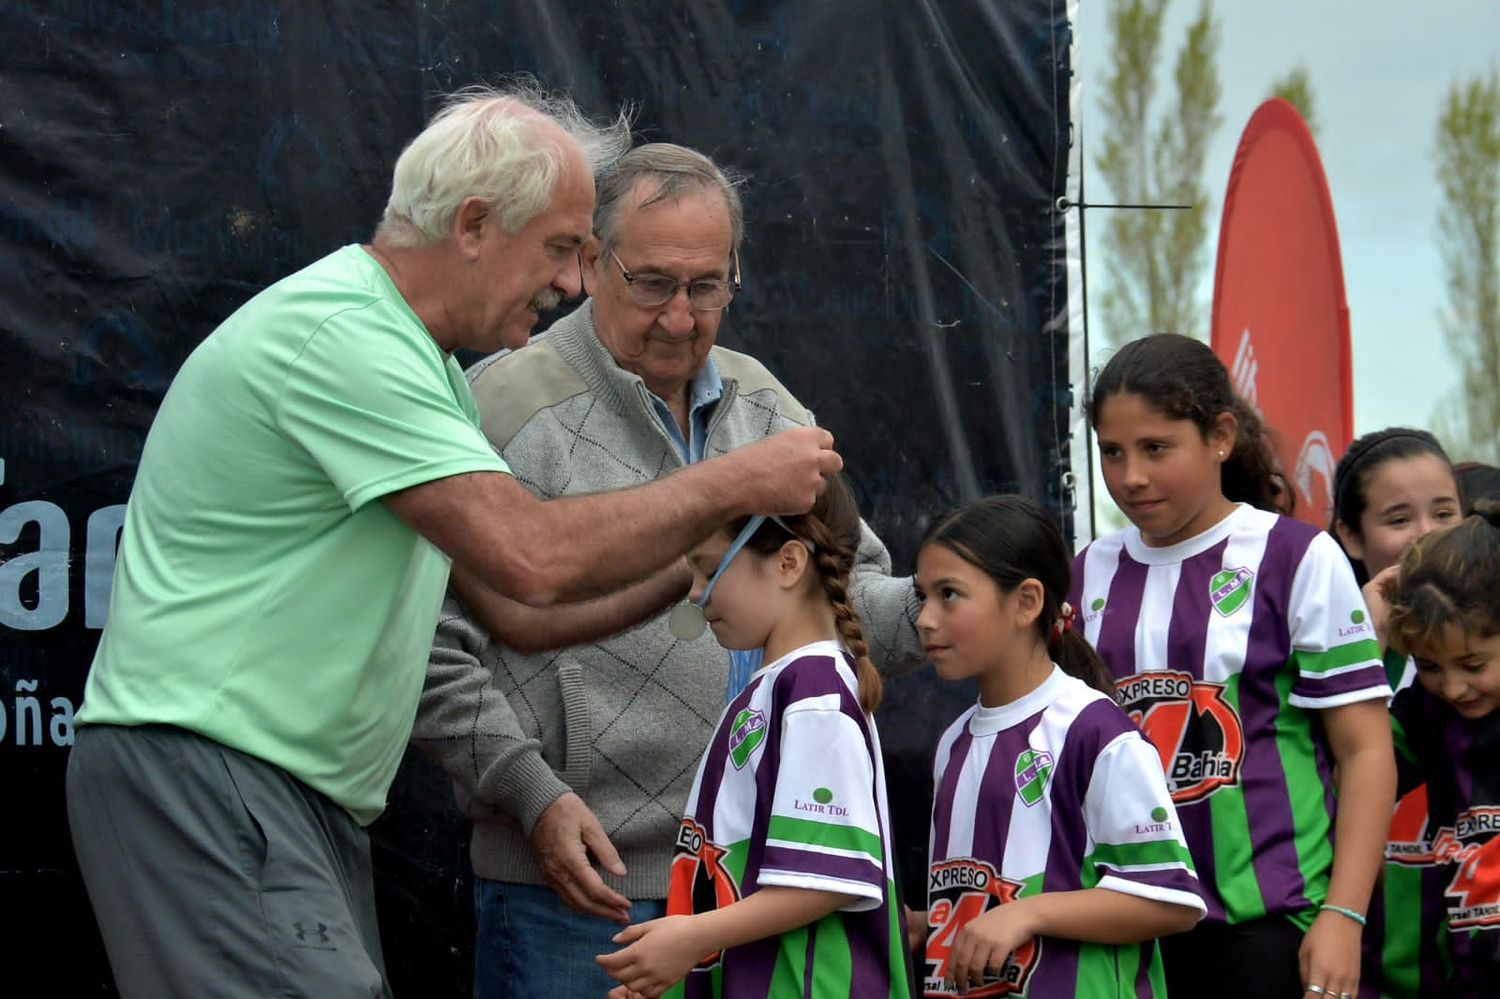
[291,921,333,948]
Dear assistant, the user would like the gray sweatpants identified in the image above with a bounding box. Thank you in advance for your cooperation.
[66,724,393,998]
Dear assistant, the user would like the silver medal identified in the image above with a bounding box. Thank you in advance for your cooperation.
[667,601,709,640]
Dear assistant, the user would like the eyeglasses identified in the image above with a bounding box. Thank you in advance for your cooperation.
[606,247,741,311]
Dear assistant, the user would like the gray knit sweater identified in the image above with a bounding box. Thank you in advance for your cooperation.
[412,302,924,899]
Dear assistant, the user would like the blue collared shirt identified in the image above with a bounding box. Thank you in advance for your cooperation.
[646,356,723,465]
[645,356,762,700]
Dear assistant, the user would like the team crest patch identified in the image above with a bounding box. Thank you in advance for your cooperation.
[727,708,766,769]
[1209,566,1254,616]
[1013,749,1053,807]
[1116,670,1245,804]
[925,858,1041,995]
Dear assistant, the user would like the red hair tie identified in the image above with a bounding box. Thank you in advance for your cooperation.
[1050,601,1075,644]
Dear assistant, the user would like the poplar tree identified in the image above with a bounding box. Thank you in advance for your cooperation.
[1271,65,1318,140]
[1095,0,1222,345]
[1434,69,1500,463]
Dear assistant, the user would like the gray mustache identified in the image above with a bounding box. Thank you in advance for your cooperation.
[531,287,562,312]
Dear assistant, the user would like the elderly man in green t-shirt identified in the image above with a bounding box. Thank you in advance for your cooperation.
[66,85,841,999]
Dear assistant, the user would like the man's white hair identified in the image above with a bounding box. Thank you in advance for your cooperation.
[377,80,632,247]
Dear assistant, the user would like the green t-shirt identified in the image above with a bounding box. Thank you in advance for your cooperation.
[78,245,509,824]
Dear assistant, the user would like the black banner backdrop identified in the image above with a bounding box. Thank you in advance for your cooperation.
[0,1,1074,993]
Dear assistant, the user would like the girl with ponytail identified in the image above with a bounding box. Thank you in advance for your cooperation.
[597,474,908,999]
[910,495,1204,996]
[1075,333,1397,999]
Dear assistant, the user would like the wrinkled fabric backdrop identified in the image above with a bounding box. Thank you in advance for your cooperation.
[0,1,1074,992]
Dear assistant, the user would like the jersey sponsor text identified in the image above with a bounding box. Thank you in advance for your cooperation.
[1115,670,1244,804]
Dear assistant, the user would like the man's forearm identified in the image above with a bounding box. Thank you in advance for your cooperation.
[387,427,839,607]
[450,561,691,654]
[389,463,738,607]
[509,460,752,604]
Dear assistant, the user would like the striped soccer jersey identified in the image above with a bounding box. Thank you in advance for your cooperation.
[924,666,1205,998]
[664,639,910,999]
[1363,650,1452,998]
[1070,504,1390,926]
[1390,681,1500,994]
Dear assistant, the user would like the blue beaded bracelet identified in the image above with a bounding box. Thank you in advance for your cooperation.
[1319,903,1367,927]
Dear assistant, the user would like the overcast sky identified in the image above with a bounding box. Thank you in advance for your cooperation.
[1076,0,1500,441]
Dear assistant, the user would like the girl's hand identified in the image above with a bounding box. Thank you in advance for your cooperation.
[1362,565,1400,650]
[947,902,1037,994]
[904,905,929,953]
[596,915,705,998]
[1298,909,1362,999]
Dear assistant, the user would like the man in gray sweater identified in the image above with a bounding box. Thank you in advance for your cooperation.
[413,144,924,998]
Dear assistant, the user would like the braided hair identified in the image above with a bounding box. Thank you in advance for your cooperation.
[734,474,882,714]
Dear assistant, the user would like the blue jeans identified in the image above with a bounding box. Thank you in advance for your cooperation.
[473,878,666,999]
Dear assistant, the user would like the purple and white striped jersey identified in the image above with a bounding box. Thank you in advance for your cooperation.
[1391,682,1500,993]
[1069,504,1390,926]
[924,667,1205,998]
[664,639,910,999]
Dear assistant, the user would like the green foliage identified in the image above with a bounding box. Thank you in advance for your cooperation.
[1433,69,1500,463]
[1094,0,1222,346]
[1271,65,1318,140]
